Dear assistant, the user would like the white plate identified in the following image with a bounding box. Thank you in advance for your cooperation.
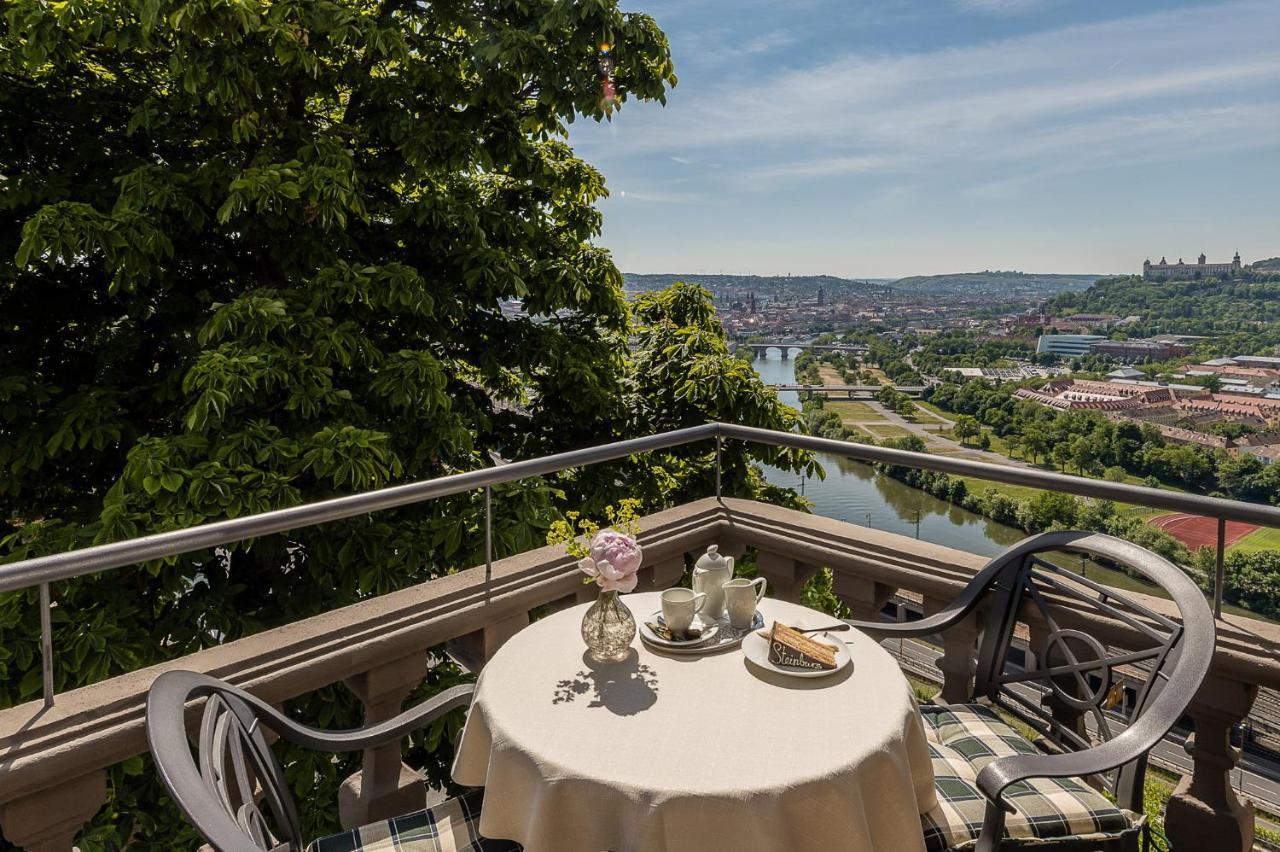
[741,629,851,679]
[639,612,720,648]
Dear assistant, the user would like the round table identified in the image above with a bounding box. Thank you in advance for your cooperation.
[452,592,936,852]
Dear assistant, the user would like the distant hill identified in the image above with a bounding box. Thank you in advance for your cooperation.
[1252,257,1280,272]
[1047,275,1280,335]
[622,273,898,297]
[887,271,1101,297]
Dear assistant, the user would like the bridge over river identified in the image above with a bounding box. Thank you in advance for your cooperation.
[733,341,870,359]
[771,383,925,398]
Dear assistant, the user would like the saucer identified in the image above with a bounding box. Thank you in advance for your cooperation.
[640,612,720,648]
[639,610,765,656]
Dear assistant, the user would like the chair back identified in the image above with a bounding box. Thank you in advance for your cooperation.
[966,530,1214,810]
[146,670,304,852]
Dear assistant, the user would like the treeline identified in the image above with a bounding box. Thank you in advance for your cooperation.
[1047,275,1280,344]
[882,438,1280,619]
[912,332,1041,375]
[877,435,1192,570]
[927,380,1280,504]
[793,352,823,384]
[801,393,1280,618]
[1215,550,1280,620]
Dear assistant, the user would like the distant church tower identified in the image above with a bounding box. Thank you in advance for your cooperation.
[748,292,756,314]
[817,285,826,306]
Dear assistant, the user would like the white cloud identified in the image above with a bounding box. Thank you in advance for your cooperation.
[751,154,892,180]
[583,0,1280,191]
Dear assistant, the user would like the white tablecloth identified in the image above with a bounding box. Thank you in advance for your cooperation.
[452,592,936,852]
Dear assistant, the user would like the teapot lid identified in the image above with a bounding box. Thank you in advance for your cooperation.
[695,544,729,571]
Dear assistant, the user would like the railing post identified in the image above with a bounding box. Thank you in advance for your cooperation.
[339,653,430,829]
[1165,674,1257,852]
[0,770,106,852]
[39,583,53,707]
[1214,517,1225,619]
[831,574,896,621]
[484,485,493,604]
[925,594,978,705]
[715,435,722,500]
[755,551,818,604]
[447,610,531,673]
[638,556,685,593]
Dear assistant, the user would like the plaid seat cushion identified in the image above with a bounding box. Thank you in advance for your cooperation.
[919,704,1140,851]
[307,789,521,852]
[921,703,1043,771]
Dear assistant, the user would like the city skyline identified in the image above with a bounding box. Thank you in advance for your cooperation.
[572,0,1280,278]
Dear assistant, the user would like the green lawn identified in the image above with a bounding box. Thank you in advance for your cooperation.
[866,424,912,439]
[913,400,955,424]
[827,400,887,421]
[1233,525,1280,554]
[952,475,1042,504]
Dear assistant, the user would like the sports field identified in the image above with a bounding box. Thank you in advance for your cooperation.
[1148,513,1259,550]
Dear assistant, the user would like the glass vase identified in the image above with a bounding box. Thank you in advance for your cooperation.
[580,590,636,663]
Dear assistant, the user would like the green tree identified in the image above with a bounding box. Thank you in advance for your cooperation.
[1020,491,1079,532]
[953,415,981,445]
[0,3,812,846]
[1069,436,1096,475]
[1219,551,1280,620]
[1103,466,1128,483]
[1051,442,1072,472]
[1022,428,1050,465]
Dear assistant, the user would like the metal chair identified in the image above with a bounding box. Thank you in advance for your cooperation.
[848,531,1215,852]
[145,670,520,852]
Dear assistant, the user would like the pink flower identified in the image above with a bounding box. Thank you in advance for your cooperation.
[590,529,643,575]
[577,529,643,593]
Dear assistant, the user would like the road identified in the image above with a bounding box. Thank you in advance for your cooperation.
[886,635,1280,816]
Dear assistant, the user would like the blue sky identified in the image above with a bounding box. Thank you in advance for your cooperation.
[570,0,1280,278]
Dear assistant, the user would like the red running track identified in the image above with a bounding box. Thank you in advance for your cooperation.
[1148,513,1258,550]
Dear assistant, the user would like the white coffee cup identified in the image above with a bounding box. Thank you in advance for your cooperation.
[661,587,707,636]
[723,577,767,630]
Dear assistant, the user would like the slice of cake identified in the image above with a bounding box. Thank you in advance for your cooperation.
[766,622,837,670]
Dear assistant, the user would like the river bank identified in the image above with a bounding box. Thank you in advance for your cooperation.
[751,352,1191,600]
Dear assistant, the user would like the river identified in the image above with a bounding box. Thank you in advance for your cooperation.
[753,352,1026,558]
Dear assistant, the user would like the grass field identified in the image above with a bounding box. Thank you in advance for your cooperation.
[912,400,955,424]
[866,424,911,439]
[953,475,1042,504]
[826,400,886,421]
[1233,525,1280,554]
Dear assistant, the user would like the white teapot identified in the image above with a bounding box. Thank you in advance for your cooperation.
[692,545,735,621]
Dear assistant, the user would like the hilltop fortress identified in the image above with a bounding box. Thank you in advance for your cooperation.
[1143,252,1242,280]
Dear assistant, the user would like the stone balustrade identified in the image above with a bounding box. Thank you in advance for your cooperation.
[733,498,1280,852]
[3,496,1278,852]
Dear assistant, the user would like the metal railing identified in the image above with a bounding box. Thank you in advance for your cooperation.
[4,421,1280,708]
